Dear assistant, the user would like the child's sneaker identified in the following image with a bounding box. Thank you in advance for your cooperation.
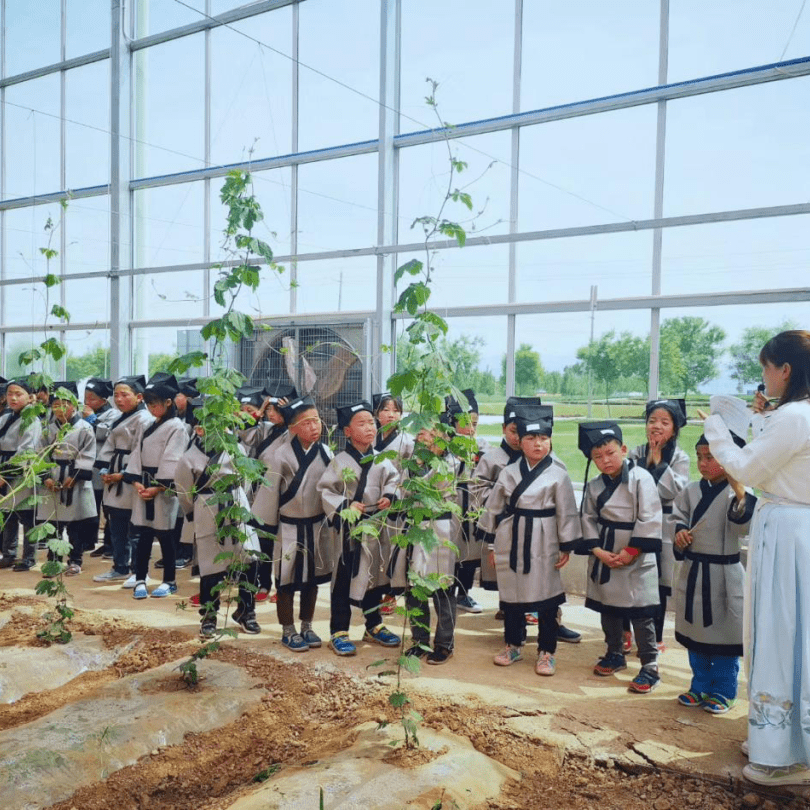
[557,625,581,643]
[703,695,736,714]
[457,595,482,614]
[380,593,397,615]
[199,616,217,639]
[743,762,810,786]
[65,563,82,576]
[535,651,556,676]
[593,652,627,676]
[328,632,357,656]
[363,624,400,647]
[628,665,660,694]
[525,612,538,625]
[301,629,322,648]
[677,690,705,707]
[232,610,261,634]
[150,582,177,598]
[493,645,523,666]
[93,568,129,582]
[132,581,148,600]
[255,588,269,602]
[405,643,430,658]
[123,574,149,589]
[426,646,453,665]
[281,633,309,652]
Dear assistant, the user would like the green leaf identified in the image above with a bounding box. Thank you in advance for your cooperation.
[401,654,421,675]
[41,337,67,361]
[394,258,423,284]
[451,190,473,211]
[50,304,71,323]
[43,273,60,288]
[389,691,411,709]
[168,351,208,374]
[39,247,59,261]
[438,221,466,247]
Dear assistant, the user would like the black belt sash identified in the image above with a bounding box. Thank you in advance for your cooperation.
[141,465,159,521]
[107,448,129,497]
[683,549,740,628]
[591,518,636,585]
[54,459,76,507]
[0,448,14,495]
[280,513,325,583]
[340,452,374,579]
[505,506,556,574]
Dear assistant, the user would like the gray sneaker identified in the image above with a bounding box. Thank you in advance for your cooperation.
[93,569,130,583]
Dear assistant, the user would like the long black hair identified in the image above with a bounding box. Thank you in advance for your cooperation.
[759,330,810,407]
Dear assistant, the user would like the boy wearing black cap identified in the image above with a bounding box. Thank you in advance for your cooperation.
[93,376,153,583]
[578,421,663,693]
[236,385,270,457]
[317,400,400,655]
[83,377,119,556]
[123,373,188,599]
[38,383,97,575]
[0,378,42,570]
[671,431,755,714]
[479,409,580,674]
[252,396,333,651]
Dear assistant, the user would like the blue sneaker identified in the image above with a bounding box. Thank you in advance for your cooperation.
[281,633,309,652]
[301,629,322,648]
[363,624,400,647]
[329,632,357,656]
[150,582,177,598]
[133,581,148,600]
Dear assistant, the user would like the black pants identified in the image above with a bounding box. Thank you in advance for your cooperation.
[406,588,456,651]
[258,536,274,591]
[503,604,558,652]
[134,527,175,582]
[276,583,318,626]
[454,559,479,596]
[88,488,111,550]
[47,519,94,566]
[199,561,258,617]
[106,507,138,575]
[1,509,36,565]
[330,554,383,635]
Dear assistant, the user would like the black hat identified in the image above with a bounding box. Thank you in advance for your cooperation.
[262,381,298,404]
[279,395,317,426]
[516,406,554,438]
[84,377,114,399]
[372,392,402,414]
[503,396,542,425]
[51,381,79,401]
[177,377,199,398]
[144,372,179,399]
[578,421,623,458]
[8,378,33,394]
[645,398,687,428]
[236,386,265,408]
[115,375,146,394]
[186,396,204,427]
[0,376,6,396]
[336,400,374,429]
[446,388,479,418]
[696,432,746,450]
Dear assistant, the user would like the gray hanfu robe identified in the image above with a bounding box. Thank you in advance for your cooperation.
[580,461,662,618]
[37,415,97,523]
[374,428,414,474]
[95,404,153,512]
[388,453,460,591]
[88,404,121,494]
[0,406,43,511]
[250,423,290,502]
[175,439,260,577]
[479,456,581,611]
[252,436,334,590]
[629,443,690,595]
[124,416,187,531]
[317,444,399,603]
[672,480,755,657]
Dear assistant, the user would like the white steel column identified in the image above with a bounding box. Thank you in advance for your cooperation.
[374,0,399,390]
[648,0,669,398]
[289,1,299,314]
[59,0,67,377]
[0,0,6,373]
[109,0,133,377]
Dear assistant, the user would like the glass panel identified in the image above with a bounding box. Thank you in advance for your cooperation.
[135,0,206,37]
[4,0,61,76]
[517,230,654,303]
[295,257,376,314]
[4,76,61,199]
[661,215,810,296]
[134,36,205,178]
[210,168,293,264]
[521,1,659,110]
[131,326,182,378]
[3,204,63,281]
[134,270,205,320]
[66,0,110,58]
[297,154,377,253]
[664,78,810,217]
[4,330,55,378]
[65,329,112,381]
[134,181,205,268]
[65,197,110,276]
[398,131,512,245]
[669,0,810,83]
[65,61,110,189]
[4,282,50,327]
[63,276,111,325]
[210,7,293,165]
[298,0,380,151]
[518,104,657,232]
[400,0,514,126]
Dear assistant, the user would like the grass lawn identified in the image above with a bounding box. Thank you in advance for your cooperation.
[478,420,704,484]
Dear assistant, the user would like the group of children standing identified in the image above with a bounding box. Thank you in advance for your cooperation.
[0,375,752,709]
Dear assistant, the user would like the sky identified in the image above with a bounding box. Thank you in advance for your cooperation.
[2,0,809,392]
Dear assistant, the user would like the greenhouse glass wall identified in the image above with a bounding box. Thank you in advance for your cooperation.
[1,0,808,397]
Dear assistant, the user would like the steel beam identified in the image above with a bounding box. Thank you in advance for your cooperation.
[0,49,109,89]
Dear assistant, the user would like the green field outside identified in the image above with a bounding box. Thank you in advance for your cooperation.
[477,420,705,485]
